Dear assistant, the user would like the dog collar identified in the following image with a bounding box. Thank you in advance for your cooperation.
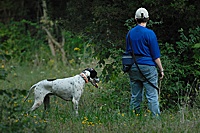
[80,73,89,83]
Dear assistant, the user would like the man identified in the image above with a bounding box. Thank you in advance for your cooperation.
[126,7,164,117]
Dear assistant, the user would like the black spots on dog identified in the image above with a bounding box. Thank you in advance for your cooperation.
[70,82,74,85]
[35,96,39,100]
[74,85,78,90]
[72,91,75,95]
[68,87,72,90]
[47,78,57,81]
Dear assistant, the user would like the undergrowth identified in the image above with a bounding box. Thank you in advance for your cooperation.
[0,64,200,133]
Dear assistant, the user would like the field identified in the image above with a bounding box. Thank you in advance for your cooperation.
[0,63,200,133]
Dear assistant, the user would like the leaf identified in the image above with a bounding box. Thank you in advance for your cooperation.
[193,43,200,48]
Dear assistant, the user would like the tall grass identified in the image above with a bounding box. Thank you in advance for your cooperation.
[0,64,200,133]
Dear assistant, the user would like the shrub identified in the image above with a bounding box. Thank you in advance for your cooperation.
[0,43,11,80]
[98,24,200,110]
[0,89,47,133]
[159,27,200,109]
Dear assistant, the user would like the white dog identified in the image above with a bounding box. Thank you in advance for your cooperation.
[24,68,99,115]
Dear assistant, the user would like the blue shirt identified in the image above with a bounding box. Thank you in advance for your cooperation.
[126,25,161,66]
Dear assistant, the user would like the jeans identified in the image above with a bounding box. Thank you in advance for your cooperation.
[128,64,160,116]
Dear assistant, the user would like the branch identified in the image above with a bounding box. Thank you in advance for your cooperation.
[61,32,65,47]
[42,26,62,48]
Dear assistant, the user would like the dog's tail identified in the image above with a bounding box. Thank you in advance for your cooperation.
[24,84,37,102]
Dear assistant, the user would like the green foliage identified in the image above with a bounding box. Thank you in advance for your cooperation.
[0,65,200,132]
[0,68,7,80]
[0,20,93,67]
[0,0,200,118]
[95,73,130,113]
[0,43,11,80]
[97,17,164,83]
[100,47,123,82]
[0,89,47,133]
[159,27,200,109]
[0,20,48,63]
[1,0,200,45]
[63,31,94,65]
[98,24,200,110]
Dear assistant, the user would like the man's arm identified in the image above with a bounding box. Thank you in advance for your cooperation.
[155,58,164,80]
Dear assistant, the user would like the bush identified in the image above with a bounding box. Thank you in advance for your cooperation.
[98,25,200,110]
[159,27,200,109]
[0,44,11,80]
[0,89,47,133]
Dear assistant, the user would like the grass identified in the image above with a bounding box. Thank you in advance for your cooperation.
[0,63,200,133]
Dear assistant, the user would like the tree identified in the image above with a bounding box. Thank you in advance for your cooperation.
[41,0,67,65]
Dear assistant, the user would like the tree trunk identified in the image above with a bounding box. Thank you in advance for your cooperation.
[48,37,56,56]
[41,0,56,57]
[41,0,68,65]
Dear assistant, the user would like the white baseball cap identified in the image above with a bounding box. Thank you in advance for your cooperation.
[135,7,149,19]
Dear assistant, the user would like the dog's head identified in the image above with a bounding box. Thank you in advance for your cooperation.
[82,68,99,88]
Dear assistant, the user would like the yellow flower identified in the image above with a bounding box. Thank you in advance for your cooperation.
[48,59,55,66]
[74,47,80,51]
[69,59,75,64]
[28,99,32,103]
[14,102,18,107]
[82,117,88,124]
[88,122,93,125]
[121,113,125,117]
[82,121,86,124]
[84,117,88,121]
[1,65,4,68]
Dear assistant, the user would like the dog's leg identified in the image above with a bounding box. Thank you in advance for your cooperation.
[44,95,50,110]
[72,97,79,116]
[30,100,43,111]
[30,92,45,111]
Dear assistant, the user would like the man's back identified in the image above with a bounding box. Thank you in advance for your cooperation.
[126,25,160,65]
